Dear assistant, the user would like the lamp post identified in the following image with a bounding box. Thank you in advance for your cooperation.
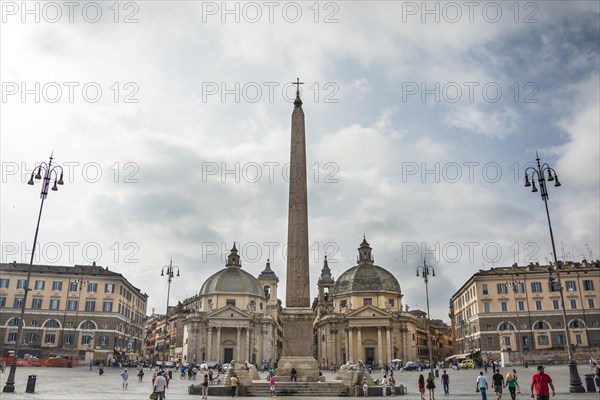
[416,257,435,374]
[161,260,180,361]
[523,153,584,393]
[506,277,525,365]
[3,154,64,393]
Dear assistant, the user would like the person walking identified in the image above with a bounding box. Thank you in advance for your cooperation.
[425,371,436,400]
[492,368,504,399]
[441,370,450,395]
[361,376,369,397]
[505,370,519,400]
[138,367,144,382]
[418,374,426,400]
[477,371,489,400]
[201,373,209,399]
[592,362,600,393]
[230,373,239,397]
[154,371,167,400]
[120,368,129,389]
[269,373,276,397]
[530,366,555,400]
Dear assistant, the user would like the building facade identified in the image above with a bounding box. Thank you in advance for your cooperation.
[450,260,600,364]
[0,262,148,363]
[313,238,448,368]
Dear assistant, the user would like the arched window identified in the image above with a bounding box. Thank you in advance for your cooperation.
[43,319,61,329]
[79,320,97,330]
[6,317,21,327]
[533,321,550,330]
[568,319,586,329]
[498,322,515,331]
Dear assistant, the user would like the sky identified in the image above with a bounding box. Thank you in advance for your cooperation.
[1,1,599,322]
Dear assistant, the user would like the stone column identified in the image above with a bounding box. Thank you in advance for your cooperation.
[245,328,250,362]
[236,327,241,361]
[377,327,383,367]
[357,327,362,362]
[216,326,222,362]
[349,328,354,362]
[207,326,213,361]
[345,329,349,364]
[258,324,264,363]
[386,327,392,364]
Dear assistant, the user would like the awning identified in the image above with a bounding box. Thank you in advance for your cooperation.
[445,353,472,361]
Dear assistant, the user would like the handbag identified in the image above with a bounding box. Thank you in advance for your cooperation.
[149,391,158,400]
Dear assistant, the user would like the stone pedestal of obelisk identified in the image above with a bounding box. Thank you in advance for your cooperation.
[277,80,320,382]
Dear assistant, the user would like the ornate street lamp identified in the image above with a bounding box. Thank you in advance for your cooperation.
[416,257,435,374]
[523,152,584,393]
[3,154,64,393]
[161,260,180,361]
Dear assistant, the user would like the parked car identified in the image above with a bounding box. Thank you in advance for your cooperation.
[458,359,474,369]
[402,362,423,371]
[207,361,220,370]
[164,361,175,368]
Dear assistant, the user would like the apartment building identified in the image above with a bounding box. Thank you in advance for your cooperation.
[450,260,600,364]
[0,262,148,363]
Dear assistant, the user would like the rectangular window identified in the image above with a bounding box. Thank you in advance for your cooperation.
[25,333,38,343]
[87,283,97,293]
[34,280,45,290]
[487,337,493,347]
[85,300,96,311]
[63,334,73,345]
[575,334,582,345]
[81,335,92,345]
[13,297,24,309]
[49,299,60,310]
[533,300,542,310]
[482,283,489,295]
[69,281,78,292]
[552,299,560,310]
[103,301,113,312]
[104,283,115,293]
[8,332,17,342]
[340,300,347,309]
[483,302,491,313]
[52,281,63,291]
[548,281,559,292]
[31,298,43,309]
[588,298,595,309]
[501,301,508,312]
[565,281,577,292]
[363,298,372,306]
[68,299,78,311]
[388,299,394,307]
[225,299,236,306]
[44,333,56,344]
[583,280,595,291]
[17,279,27,289]
[538,335,549,345]
[518,300,525,311]
[0,296,6,308]
[523,336,531,346]
[514,282,525,293]
[0,278,9,288]
[531,282,542,293]
[556,334,565,345]
[503,336,511,346]
[100,336,109,346]
[497,283,508,294]
[570,298,577,309]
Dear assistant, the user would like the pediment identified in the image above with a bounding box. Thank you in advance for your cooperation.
[209,305,251,320]
[347,305,391,319]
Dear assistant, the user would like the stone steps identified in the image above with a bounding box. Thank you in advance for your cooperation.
[245,381,349,397]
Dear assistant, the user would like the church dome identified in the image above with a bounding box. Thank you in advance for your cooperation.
[199,243,264,297]
[332,237,402,296]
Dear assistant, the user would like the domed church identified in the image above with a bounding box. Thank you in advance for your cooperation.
[313,237,420,368]
[181,244,282,365]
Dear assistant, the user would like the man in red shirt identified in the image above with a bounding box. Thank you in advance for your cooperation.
[530,365,555,400]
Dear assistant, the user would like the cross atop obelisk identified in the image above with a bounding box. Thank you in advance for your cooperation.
[286,76,309,308]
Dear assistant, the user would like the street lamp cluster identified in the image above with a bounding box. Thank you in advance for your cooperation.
[3,154,64,393]
[416,258,435,374]
[160,260,180,361]
[523,153,584,393]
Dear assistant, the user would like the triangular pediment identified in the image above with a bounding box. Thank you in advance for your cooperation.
[347,305,392,319]
[209,305,251,320]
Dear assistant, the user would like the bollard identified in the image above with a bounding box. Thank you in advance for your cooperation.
[26,375,37,393]
[584,374,595,393]
[435,369,439,378]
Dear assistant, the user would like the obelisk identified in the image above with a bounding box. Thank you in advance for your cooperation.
[278,78,319,381]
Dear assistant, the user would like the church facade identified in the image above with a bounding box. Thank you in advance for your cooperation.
[313,238,421,369]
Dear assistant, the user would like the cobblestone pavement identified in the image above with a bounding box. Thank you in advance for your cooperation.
[1,364,598,399]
